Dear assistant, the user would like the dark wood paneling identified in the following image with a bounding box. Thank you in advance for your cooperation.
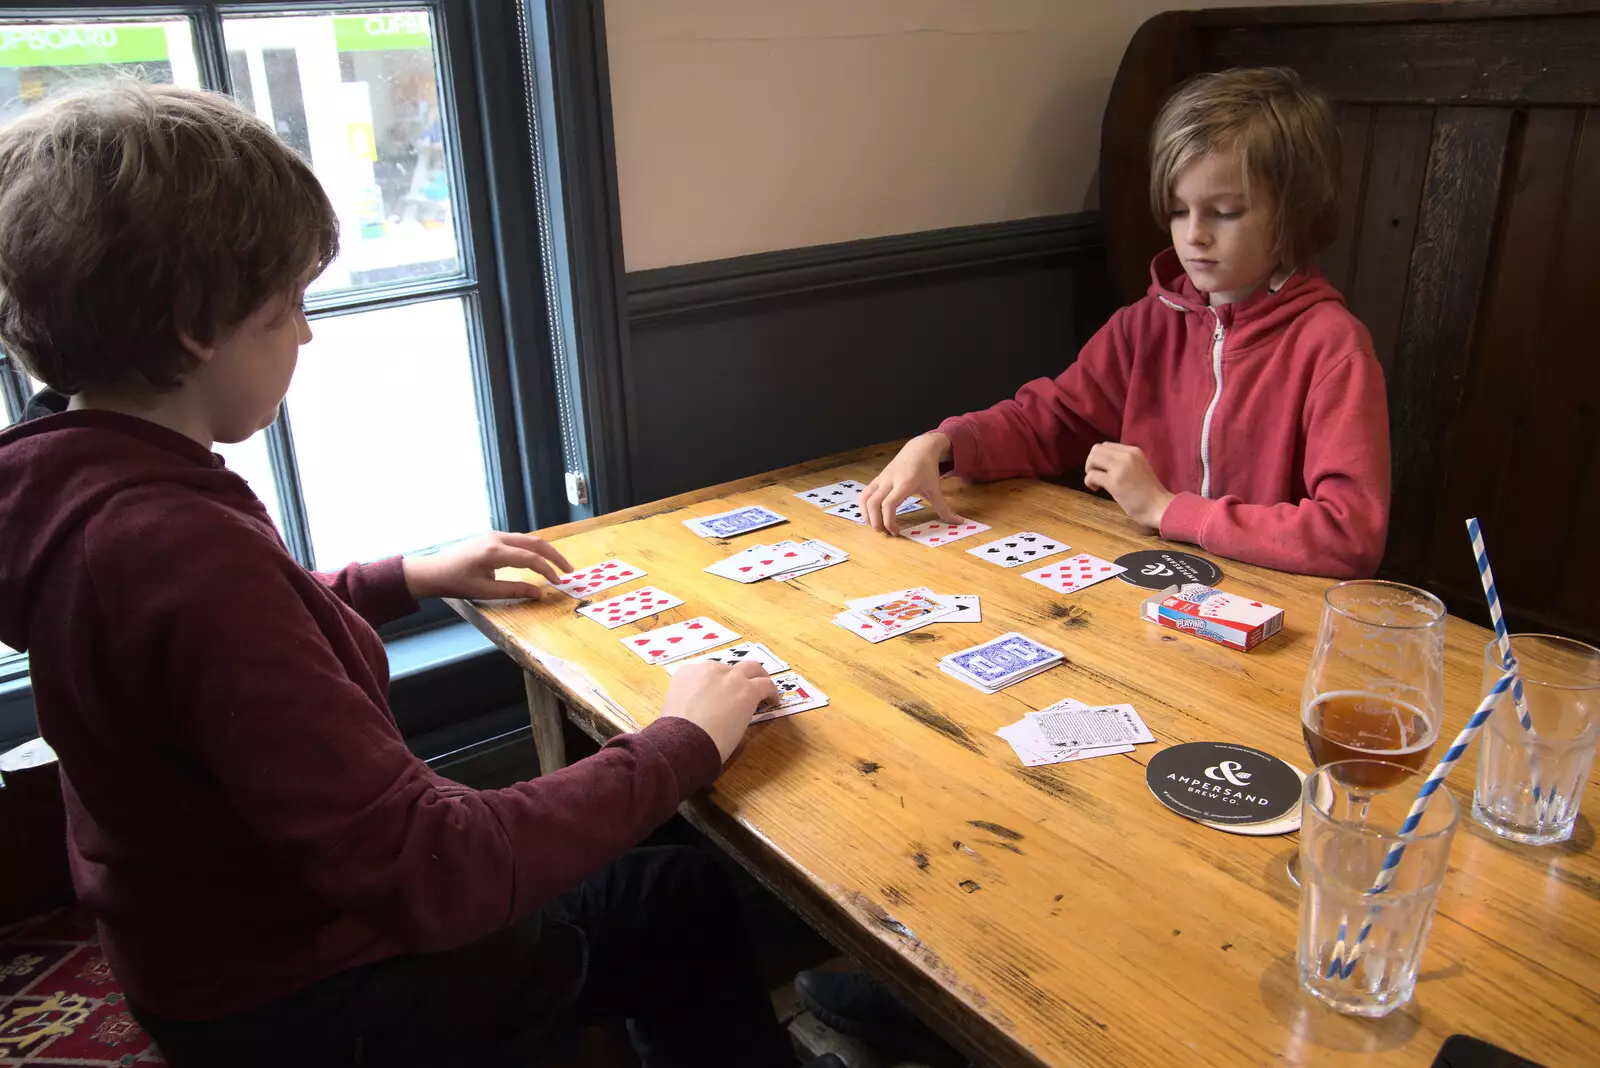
[1384,107,1514,579]
[621,215,1111,504]
[1315,104,1373,295]
[1346,106,1435,370]
[1429,107,1600,638]
[1202,17,1600,104]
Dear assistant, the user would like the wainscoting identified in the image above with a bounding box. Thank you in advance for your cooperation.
[619,212,1114,503]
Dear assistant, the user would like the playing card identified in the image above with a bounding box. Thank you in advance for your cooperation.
[965,532,1068,569]
[705,540,823,583]
[665,641,790,676]
[576,586,684,629]
[683,506,787,540]
[947,594,982,621]
[621,617,740,664]
[849,589,959,635]
[753,671,829,722]
[771,539,849,581]
[1028,703,1154,748]
[794,479,867,509]
[1022,553,1128,594]
[845,586,938,612]
[833,611,898,643]
[824,497,923,524]
[899,519,991,547]
[939,662,1056,695]
[942,632,1064,688]
[548,559,646,599]
[996,717,1131,766]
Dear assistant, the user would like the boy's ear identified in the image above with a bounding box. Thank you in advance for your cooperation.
[174,319,217,365]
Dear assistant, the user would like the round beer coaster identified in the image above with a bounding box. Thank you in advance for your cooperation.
[1200,763,1307,836]
[1145,742,1301,825]
[1114,549,1223,590]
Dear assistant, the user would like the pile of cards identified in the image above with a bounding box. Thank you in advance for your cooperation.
[997,698,1154,767]
[940,632,1063,693]
[683,505,787,540]
[664,641,788,675]
[705,538,849,583]
[793,479,922,525]
[833,587,980,642]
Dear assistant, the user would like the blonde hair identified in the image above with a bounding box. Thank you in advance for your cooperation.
[1149,67,1341,266]
[0,80,338,394]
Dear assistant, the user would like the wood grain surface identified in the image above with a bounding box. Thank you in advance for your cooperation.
[451,443,1600,1068]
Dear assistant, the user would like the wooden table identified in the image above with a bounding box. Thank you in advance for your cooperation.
[450,443,1600,1068]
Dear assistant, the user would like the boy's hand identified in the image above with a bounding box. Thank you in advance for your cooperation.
[860,432,962,535]
[403,531,574,601]
[661,660,780,763]
[1084,443,1175,531]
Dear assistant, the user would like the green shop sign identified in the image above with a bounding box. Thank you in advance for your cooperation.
[333,13,432,53]
[0,24,170,68]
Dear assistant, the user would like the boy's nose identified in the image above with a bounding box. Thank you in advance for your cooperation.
[1185,220,1211,248]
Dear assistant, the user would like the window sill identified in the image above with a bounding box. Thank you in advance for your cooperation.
[0,618,510,752]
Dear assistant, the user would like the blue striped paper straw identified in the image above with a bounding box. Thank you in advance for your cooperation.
[1467,518,1543,807]
[1324,668,1517,980]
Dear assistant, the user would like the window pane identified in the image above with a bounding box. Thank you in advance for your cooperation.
[287,298,491,568]
[0,21,200,123]
[222,12,461,294]
[215,433,286,536]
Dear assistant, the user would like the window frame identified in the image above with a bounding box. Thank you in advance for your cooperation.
[0,0,596,667]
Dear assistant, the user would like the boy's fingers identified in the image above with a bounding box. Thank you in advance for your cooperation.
[493,547,563,585]
[881,490,905,536]
[502,532,573,574]
[862,486,887,533]
[926,482,961,524]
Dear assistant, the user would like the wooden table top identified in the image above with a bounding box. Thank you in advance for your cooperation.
[450,443,1600,1068]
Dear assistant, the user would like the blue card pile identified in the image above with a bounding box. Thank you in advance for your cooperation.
[940,631,1065,694]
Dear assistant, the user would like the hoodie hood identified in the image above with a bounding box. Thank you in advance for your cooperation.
[1146,247,1348,352]
[0,409,260,651]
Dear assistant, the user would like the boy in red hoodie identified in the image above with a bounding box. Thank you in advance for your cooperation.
[0,83,839,1068]
[860,67,1390,579]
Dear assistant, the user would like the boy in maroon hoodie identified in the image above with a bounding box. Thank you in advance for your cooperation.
[0,83,838,1068]
[860,67,1390,579]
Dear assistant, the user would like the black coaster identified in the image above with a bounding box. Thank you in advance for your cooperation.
[1145,742,1301,825]
[1115,549,1223,589]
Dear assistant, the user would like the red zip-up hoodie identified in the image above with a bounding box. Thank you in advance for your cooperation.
[937,249,1390,578]
[0,409,721,1020]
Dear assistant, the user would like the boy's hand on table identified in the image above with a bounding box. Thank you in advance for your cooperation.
[403,531,574,601]
[1084,443,1175,531]
[662,660,780,763]
[860,431,962,535]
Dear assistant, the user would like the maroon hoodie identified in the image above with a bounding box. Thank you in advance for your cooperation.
[938,249,1391,578]
[0,409,721,1020]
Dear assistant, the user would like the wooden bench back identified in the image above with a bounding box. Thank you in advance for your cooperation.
[1100,0,1600,645]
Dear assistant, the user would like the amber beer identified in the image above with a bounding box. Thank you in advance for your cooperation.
[1302,690,1437,788]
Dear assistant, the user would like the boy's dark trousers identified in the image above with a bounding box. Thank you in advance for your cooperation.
[129,845,798,1067]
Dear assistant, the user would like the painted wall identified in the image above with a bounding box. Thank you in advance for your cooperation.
[606,0,1383,270]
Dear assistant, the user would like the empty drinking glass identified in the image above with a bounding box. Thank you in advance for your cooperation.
[1473,634,1600,846]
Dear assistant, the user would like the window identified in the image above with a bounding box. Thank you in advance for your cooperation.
[0,2,569,673]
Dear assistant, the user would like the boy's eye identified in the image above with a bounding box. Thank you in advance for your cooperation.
[1214,210,1243,220]
[1170,209,1189,218]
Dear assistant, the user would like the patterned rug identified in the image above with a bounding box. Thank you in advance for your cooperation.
[0,907,163,1066]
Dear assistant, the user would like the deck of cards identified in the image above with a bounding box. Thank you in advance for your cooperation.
[941,632,1064,693]
[1140,584,1285,652]
[833,587,979,642]
[705,538,848,583]
[683,505,787,540]
[997,698,1154,766]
